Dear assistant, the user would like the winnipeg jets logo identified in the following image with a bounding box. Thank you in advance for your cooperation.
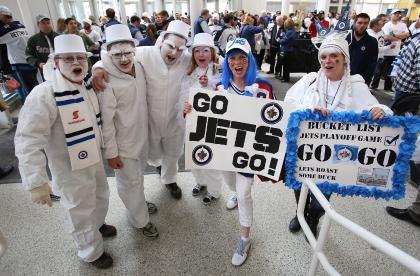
[338,22,346,30]
[261,102,283,124]
[336,147,352,161]
[192,145,213,166]
[78,150,88,159]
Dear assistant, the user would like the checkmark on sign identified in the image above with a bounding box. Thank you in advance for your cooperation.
[384,135,400,146]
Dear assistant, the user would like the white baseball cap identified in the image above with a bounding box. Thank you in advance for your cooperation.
[52,34,92,57]
[390,9,402,15]
[0,6,12,16]
[82,18,92,26]
[161,20,190,41]
[225,38,251,55]
[191,33,218,52]
[103,24,139,48]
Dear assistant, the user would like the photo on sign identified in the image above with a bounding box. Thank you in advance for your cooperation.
[357,167,389,187]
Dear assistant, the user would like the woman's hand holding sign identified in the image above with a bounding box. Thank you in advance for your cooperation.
[313,106,329,117]
[370,107,386,120]
[183,101,192,117]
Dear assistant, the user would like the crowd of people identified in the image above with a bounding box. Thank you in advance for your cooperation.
[0,3,419,270]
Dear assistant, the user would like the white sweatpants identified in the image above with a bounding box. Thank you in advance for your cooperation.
[114,158,149,228]
[51,161,109,262]
[148,133,184,185]
[225,173,254,227]
[191,169,223,198]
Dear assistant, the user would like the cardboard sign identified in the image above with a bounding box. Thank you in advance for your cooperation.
[185,88,295,181]
[285,110,420,200]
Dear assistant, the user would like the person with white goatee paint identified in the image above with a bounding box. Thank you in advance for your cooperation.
[15,34,115,269]
[93,20,191,200]
[97,24,159,238]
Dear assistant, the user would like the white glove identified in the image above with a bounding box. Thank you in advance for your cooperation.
[30,183,52,207]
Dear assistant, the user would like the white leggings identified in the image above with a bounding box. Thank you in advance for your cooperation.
[226,173,254,227]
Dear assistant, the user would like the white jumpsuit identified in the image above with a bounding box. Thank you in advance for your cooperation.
[97,54,150,228]
[179,61,224,197]
[136,45,191,185]
[15,81,109,262]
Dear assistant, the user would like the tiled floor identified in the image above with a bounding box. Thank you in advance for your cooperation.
[0,172,419,275]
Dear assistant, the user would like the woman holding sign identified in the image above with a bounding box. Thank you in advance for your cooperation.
[284,34,393,239]
[184,38,274,266]
[179,33,224,205]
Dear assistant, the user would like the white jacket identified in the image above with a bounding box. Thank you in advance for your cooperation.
[15,81,102,190]
[97,53,148,160]
[178,60,223,123]
[136,45,191,139]
[285,72,393,115]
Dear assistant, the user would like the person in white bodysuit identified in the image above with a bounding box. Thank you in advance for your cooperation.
[15,34,115,269]
[98,24,159,238]
[93,20,191,200]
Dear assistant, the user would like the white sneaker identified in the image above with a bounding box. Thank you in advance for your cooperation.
[232,238,251,266]
[226,193,238,210]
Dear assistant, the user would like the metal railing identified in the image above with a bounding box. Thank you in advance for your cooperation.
[298,179,420,276]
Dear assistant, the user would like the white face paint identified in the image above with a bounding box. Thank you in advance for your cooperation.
[56,53,88,83]
[160,34,187,65]
[108,42,136,73]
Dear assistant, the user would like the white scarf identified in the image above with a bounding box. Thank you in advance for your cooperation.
[51,69,102,171]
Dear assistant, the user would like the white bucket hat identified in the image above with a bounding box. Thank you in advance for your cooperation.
[161,20,190,41]
[103,24,139,48]
[191,33,218,53]
[225,38,251,55]
[52,34,92,57]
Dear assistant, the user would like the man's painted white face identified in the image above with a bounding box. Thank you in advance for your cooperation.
[56,53,88,83]
[108,42,135,73]
[160,34,186,65]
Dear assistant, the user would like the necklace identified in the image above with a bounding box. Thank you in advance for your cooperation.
[325,79,343,108]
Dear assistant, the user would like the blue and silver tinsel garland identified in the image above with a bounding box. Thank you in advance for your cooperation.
[285,109,420,200]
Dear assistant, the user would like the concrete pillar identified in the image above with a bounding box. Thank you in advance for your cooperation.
[118,0,127,24]
[172,0,176,15]
[215,0,219,12]
[231,0,241,11]
[62,0,71,17]
[242,0,266,14]
[190,0,203,36]
[155,0,163,12]
[75,0,86,21]
[316,0,329,13]
[281,0,290,16]
[89,0,100,21]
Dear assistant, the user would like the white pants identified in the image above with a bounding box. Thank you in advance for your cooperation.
[50,160,109,262]
[191,169,223,198]
[148,133,184,185]
[225,173,254,227]
[114,158,149,228]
